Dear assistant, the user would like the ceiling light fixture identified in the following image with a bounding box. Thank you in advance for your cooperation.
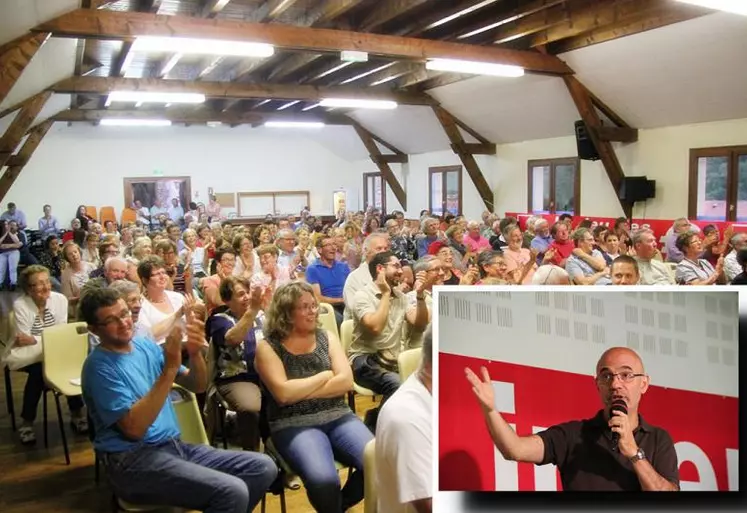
[106,91,206,105]
[339,63,396,85]
[314,61,353,80]
[277,100,300,111]
[100,119,172,127]
[426,0,500,30]
[132,36,275,57]
[370,74,400,86]
[264,121,325,128]
[425,58,524,77]
[674,0,747,14]
[319,98,397,110]
[302,103,320,111]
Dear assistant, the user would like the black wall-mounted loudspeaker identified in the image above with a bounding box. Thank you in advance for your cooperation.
[619,176,656,203]
[574,120,600,161]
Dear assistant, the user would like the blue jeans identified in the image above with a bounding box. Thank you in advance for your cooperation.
[104,438,277,513]
[351,354,401,402]
[272,413,373,512]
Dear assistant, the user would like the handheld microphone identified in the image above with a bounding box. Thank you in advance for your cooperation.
[610,399,628,451]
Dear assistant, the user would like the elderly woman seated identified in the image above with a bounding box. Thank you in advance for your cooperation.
[255,282,372,513]
[674,231,725,285]
[3,265,87,444]
[206,276,270,451]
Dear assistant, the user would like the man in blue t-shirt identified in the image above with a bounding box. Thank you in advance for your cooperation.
[80,288,277,512]
[305,235,350,326]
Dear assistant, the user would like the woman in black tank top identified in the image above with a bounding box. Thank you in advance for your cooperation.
[255,282,373,512]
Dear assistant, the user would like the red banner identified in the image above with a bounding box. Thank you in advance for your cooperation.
[504,212,747,243]
[439,352,739,491]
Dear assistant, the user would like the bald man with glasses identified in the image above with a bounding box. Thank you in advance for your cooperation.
[465,347,679,491]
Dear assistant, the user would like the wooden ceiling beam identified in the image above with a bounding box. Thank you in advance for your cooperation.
[529,0,666,48]
[352,121,408,210]
[0,91,51,169]
[0,32,50,106]
[33,8,574,75]
[548,1,711,54]
[563,75,630,218]
[595,125,638,143]
[0,120,53,203]
[50,76,436,105]
[50,108,353,126]
[358,0,431,32]
[363,61,423,87]
[432,105,494,211]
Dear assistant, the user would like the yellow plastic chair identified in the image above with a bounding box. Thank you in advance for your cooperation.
[120,208,137,226]
[340,320,376,411]
[99,206,117,227]
[85,206,98,222]
[115,385,206,513]
[397,348,422,383]
[363,439,377,513]
[41,321,89,465]
[318,302,339,340]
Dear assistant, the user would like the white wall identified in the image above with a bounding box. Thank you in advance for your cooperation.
[5,124,362,225]
[354,117,747,221]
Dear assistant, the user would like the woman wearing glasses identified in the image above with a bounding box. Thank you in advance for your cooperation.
[135,255,193,345]
[3,265,87,444]
[255,282,372,512]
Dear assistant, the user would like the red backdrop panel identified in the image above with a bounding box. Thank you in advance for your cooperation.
[439,352,739,491]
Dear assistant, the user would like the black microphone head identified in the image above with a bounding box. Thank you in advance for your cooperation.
[611,399,628,415]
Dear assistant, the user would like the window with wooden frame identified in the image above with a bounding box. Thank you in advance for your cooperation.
[363,172,386,212]
[527,158,580,215]
[689,145,747,222]
[429,165,462,217]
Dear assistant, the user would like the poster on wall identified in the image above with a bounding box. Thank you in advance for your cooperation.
[333,189,347,217]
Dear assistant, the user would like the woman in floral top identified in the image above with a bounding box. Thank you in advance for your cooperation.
[38,235,64,291]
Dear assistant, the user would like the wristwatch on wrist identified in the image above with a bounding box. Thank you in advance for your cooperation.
[629,448,646,462]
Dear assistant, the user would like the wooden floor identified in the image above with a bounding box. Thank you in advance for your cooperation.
[0,292,377,513]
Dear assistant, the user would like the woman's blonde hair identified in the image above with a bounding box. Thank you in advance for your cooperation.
[132,236,152,259]
[256,243,279,257]
[263,281,317,342]
[61,240,80,263]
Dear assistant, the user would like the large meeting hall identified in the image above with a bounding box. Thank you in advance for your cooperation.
[0,0,745,512]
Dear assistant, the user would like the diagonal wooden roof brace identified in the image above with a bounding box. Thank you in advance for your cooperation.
[350,119,408,211]
[431,105,496,212]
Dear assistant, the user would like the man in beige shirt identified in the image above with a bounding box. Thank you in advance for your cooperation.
[342,232,390,320]
[351,251,429,430]
[632,229,674,285]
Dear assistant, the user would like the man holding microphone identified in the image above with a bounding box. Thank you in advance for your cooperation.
[465,347,680,491]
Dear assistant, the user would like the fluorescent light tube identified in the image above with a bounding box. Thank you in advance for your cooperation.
[100,119,172,127]
[426,0,500,30]
[132,36,275,57]
[264,121,325,128]
[107,91,206,104]
[426,58,524,77]
[674,0,747,15]
[319,98,397,110]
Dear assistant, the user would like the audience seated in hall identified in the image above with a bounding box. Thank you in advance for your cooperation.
[38,204,60,237]
[60,240,95,319]
[255,281,372,513]
[0,219,22,290]
[350,251,429,429]
[342,232,390,320]
[136,256,190,345]
[565,227,611,286]
[80,287,276,511]
[305,234,350,326]
[2,265,88,444]
[674,231,725,285]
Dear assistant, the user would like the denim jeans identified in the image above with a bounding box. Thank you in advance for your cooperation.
[351,354,401,402]
[272,413,373,512]
[0,250,20,286]
[104,438,277,513]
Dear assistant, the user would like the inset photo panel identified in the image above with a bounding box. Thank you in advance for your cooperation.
[434,288,740,509]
